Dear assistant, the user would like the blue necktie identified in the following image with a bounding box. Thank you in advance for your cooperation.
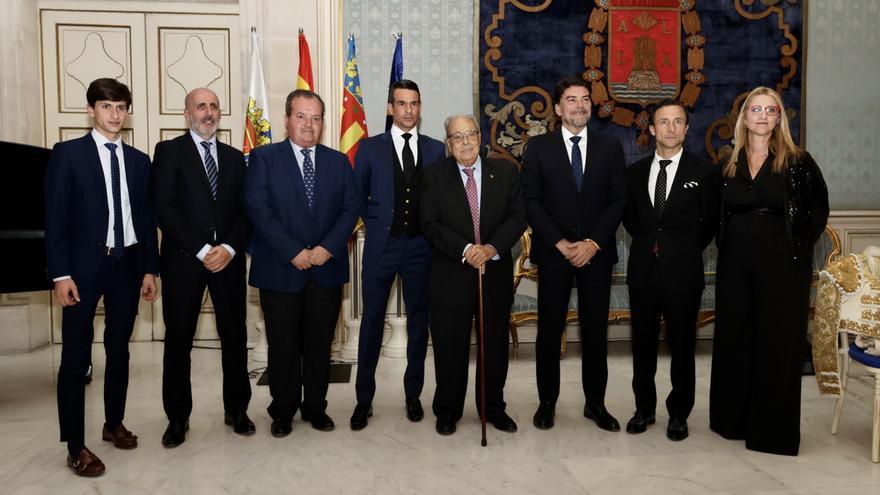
[201,141,218,199]
[301,148,315,209]
[105,143,125,259]
[570,136,583,191]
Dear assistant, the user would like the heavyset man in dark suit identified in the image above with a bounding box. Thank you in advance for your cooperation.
[151,88,254,448]
[245,89,361,437]
[420,115,526,435]
[622,100,719,441]
[521,75,627,432]
[350,80,446,430]
[45,78,158,476]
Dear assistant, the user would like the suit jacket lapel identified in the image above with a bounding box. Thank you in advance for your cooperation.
[182,135,214,198]
[664,153,691,209]
[447,159,473,233]
[215,142,235,200]
[83,134,110,218]
[479,158,497,230]
[280,141,310,212]
[553,129,579,193]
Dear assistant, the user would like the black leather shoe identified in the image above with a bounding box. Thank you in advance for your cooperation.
[301,410,335,431]
[583,404,621,432]
[488,412,518,433]
[270,419,292,438]
[533,402,555,430]
[625,411,656,434]
[350,404,372,431]
[162,420,189,448]
[224,412,256,435]
[435,418,456,435]
[405,397,424,422]
[667,417,689,441]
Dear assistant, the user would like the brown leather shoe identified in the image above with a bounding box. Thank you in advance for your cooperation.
[102,423,138,449]
[67,447,106,477]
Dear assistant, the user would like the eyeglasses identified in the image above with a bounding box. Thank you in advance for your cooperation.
[748,105,780,115]
[447,130,480,143]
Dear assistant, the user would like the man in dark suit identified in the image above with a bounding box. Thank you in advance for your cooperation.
[521,75,627,432]
[245,89,361,437]
[350,80,446,430]
[151,88,254,447]
[622,100,719,441]
[420,115,526,435]
[45,78,158,476]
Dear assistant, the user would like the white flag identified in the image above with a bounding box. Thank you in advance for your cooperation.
[243,27,272,162]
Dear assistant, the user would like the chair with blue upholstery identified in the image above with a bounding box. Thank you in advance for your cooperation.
[831,337,880,463]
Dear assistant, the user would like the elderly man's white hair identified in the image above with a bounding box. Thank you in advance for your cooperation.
[443,114,480,135]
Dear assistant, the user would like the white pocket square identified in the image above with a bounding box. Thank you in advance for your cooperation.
[683,181,699,189]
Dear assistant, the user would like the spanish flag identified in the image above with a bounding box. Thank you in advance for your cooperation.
[296,29,314,91]
[340,35,367,167]
[243,27,272,163]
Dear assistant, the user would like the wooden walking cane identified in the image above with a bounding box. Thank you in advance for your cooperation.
[477,264,487,447]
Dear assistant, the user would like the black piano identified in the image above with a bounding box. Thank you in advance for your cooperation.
[0,140,52,293]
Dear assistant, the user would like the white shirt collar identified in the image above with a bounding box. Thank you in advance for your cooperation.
[288,139,316,159]
[391,124,419,142]
[560,125,587,144]
[91,128,123,149]
[653,148,684,167]
[189,129,217,150]
[458,156,482,174]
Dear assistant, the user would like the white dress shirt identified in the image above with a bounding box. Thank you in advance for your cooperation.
[648,148,683,206]
[560,125,588,172]
[190,130,235,261]
[391,124,419,170]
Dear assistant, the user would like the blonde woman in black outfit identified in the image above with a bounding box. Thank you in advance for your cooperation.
[710,86,829,456]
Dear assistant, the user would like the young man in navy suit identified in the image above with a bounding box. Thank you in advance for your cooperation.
[151,88,254,448]
[521,75,627,432]
[45,78,158,476]
[622,100,719,441]
[245,89,361,437]
[349,80,446,430]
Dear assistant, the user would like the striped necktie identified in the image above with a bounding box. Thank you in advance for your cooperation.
[201,141,218,199]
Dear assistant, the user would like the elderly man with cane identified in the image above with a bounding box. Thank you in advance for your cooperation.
[420,115,526,439]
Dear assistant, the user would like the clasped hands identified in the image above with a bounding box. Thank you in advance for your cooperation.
[464,244,497,270]
[203,245,233,273]
[556,239,598,268]
[291,246,332,270]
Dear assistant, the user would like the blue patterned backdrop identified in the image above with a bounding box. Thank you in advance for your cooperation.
[478,0,804,166]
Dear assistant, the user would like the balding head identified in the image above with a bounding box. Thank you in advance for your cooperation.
[184,88,221,140]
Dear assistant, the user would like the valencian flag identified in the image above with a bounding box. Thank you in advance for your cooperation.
[340,34,368,167]
[243,27,272,164]
[384,33,403,132]
[297,29,314,91]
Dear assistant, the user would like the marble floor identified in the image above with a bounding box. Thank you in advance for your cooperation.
[1,340,879,494]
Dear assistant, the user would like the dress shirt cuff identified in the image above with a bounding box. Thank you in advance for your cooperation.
[220,243,236,258]
[586,239,601,250]
[486,244,500,261]
[461,243,474,263]
[53,275,71,282]
[195,244,211,261]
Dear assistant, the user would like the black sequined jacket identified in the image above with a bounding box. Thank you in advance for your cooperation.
[720,150,830,269]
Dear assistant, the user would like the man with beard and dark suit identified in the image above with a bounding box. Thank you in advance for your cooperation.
[245,89,361,437]
[151,88,254,448]
[521,75,627,432]
[420,115,526,435]
[45,78,158,476]
[349,80,445,430]
[622,99,719,441]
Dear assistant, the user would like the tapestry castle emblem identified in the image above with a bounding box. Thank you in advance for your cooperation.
[608,3,681,103]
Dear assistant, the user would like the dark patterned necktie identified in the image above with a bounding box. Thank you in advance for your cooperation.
[105,142,124,258]
[570,136,583,191]
[462,167,480,244]
[402,132,416,182]
[302,148,315,209]
[201,141,218,199]
[654,159,672,217]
